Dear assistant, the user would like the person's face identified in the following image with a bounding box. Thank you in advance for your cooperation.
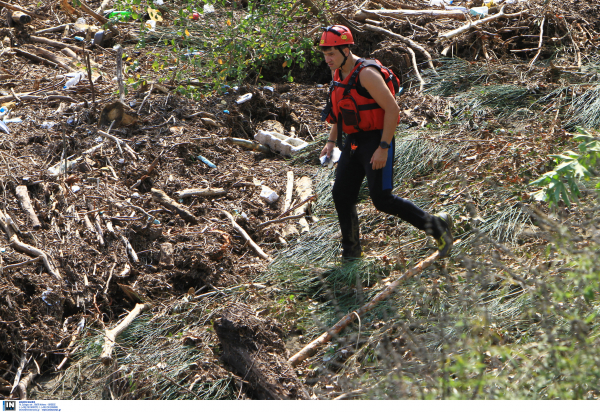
[322,47,347,70]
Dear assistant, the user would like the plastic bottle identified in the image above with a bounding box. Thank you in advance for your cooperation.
[108,11,132,21]
[0,107,8,120]
[469,6,488,17]
[64,72,85,89]
[204,3,215,13]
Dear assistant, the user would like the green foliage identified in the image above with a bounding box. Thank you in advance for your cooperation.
[529,128,600,207]
[116,0,320,90]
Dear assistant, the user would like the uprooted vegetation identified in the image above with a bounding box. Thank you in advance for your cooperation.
[1,0,600,400]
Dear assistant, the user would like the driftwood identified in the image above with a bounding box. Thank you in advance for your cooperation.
[258,213,306,229]
[440,6,529,40]
[29,36,81,53]
[225,137,271,153]
[174,187,227,199]
[399,45,424,91]
[355,8,467,21]
[56,319,85,371]
[284,171,294,212]
[100,303,151,365]
[1,256,43,274]
[151,188,197,224]
[289,240,460,366]
[120,234,139,264]
[222,210,271,260]
[28,46,75,71]
[34,24,68,35]
[115,45,125,102]
[0,1,37,17]
[13,49,59,69]
[294,176,313,234]
[16,370,37,400]
[98,130,138,159]
[364,24,436,72]
[0,210,60,280]
[15,186,41,230]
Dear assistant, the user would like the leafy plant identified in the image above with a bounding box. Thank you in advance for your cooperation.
[529,128,600,207]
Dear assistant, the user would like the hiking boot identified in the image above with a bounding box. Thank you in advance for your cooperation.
[434,212,454,258]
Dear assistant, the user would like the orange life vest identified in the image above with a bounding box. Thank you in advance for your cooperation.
[322,59,400,137]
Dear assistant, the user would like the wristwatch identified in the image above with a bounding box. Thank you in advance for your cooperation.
[379,141,391,149]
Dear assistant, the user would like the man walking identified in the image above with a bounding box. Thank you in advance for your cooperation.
[319,25,453,261]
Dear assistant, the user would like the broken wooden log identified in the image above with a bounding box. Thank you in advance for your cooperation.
[100,303,151,365]
[294,176,313,234]
[15,186,41,230]
[10,11,32,25]
[27,46,75,71]
[215,302,310,399]
[222,210,271,260]
[439,6,529,40]
[0,210,60,280]
[0,1,37,17]
[174,187,227,199]
[289,240,461,366]
[29,36,81,53]
[1,256,43,274]
[151,188,197,224]
[355,8,467,21]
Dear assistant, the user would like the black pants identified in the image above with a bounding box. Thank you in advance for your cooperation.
[331,130,446,259]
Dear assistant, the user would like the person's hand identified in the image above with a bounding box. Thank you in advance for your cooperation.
[320,141,335,158]
[370,147,388,170]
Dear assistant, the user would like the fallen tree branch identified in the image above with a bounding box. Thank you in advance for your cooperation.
[399,45,424,91]
[258,213,306,229]
[0,210,60,279]
[120,234,139,264]
[356,8,467,21]
[289,240,461,366]
[15,186,41,230]
[440,6,529,40]
[0,1,37,17]
[151,188,197,224]
[364,24,436,72]
[276,195,316,219]
[174,187,227,199]
[29,36,81,53]
[100,303,151,365]
[1,256,42,274]
[528,16,546,67]
[98,130,138,160]
[222,210,271,261]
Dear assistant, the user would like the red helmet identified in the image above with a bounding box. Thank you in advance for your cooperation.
[320,25,354,47]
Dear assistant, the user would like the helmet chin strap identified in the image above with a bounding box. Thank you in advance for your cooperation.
[336,46,350,71]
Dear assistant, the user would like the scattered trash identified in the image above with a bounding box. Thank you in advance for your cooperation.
[76,17,87,25]
[153,0,164,5]
[254,130,309,156]
[203,3,215,13]
[41,121,56,129]
[259,186,279,204]
[41,288,54,306]
[183,51,203,59]
[108,11,132,21]
[145,20,156,31]
[74,36,85,42]
[71,185,81,193]
[93,30,105,46]
[191,12,200,20]
[4,118,22,124]
[64,72,86,89]
[0,121,9,135]
[263,86,274,92]
[233,86,239,92]
[236,93,253,104]
[0,107,8,120]
[430,0,452,5]
[223,110,230,114]
[319,147,342,168]
[469,6,488,17]
[197,155,217,168]
[48,158,78,176]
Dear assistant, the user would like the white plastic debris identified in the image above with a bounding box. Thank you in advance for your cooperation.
[145,19,156,31]
[4,118,22,123]
[41,288,54,306]
[430,0,452,5]
[319,147,342,168]
[254,130,309,157]
[71,185,81,193]
[153,0,164,4]
[48,158,79,176]
[0,107,8,120]
[203,3,215,13]
[41,121,56,129]
[236,93,253,104]
[259,186,279,204]
[469,6,488,17]
[0,121,9,135]
[64,72,87,89]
